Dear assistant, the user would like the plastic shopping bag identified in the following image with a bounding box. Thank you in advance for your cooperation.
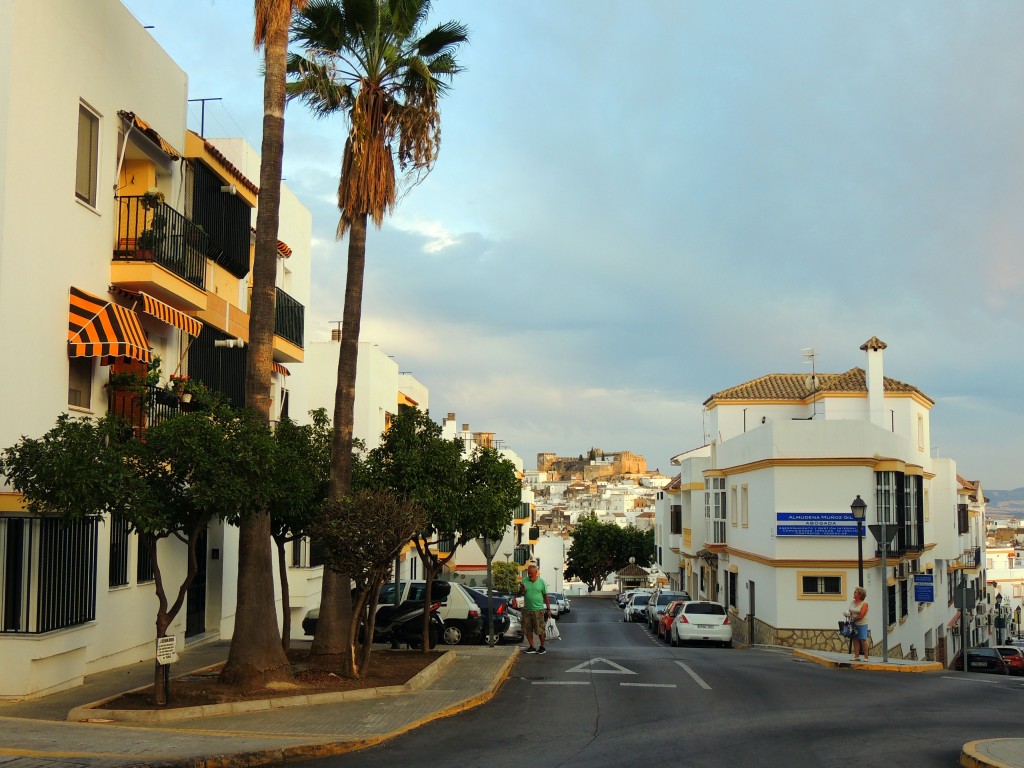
[546,616,561,640]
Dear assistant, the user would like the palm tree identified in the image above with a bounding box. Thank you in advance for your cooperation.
[287,0,467,670]
[219,0,307,689]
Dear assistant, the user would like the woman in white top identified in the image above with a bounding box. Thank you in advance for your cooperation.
[846,586,869,661]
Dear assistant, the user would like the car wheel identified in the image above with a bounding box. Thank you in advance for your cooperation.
[442,621,464,645]
[670,630,678,648]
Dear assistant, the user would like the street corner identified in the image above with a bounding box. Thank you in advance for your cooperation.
[961,738,1024,768]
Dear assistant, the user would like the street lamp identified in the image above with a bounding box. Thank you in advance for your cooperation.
[503,552,512,564]
[850,495,866,588]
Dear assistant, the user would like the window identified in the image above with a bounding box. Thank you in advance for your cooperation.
[670,504,682,535]
[728,571,738,609]
[68,356,93,408]
[76,103,100,206]
[957,504,970,535]
[800,573,844,598]
[705,476,726,545]
[887,583,897,626]
[741,485,749,528]
[899,579,909,619]
[1,516,97,633]
[137,534,155,583]
[730,486,738,527]
[108,515,131,588]
[917,414,925,451]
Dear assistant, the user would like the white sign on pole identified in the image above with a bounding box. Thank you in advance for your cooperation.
[156,635,178,665]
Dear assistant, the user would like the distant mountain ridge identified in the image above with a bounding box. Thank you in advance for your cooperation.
[987,488,1024,503]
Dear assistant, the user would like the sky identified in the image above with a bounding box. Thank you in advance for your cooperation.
[120,1,1024,488]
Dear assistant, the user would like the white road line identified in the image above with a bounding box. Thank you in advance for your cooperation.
[620,683,677,688]
[532,681,591,686]
[939,675,1002,685]
[675,660,712,690]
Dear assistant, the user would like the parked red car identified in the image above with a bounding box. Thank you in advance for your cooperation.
[995,646,1024,676]
[657,601,686,642]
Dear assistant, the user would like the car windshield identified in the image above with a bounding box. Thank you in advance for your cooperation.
[658,593,685,605]
[633,595,650,606]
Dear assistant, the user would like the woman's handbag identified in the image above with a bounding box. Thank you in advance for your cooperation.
[839,620,856,638]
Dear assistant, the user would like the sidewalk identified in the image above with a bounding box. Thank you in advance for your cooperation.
[792,648,1024,768]
[0,639,518,768]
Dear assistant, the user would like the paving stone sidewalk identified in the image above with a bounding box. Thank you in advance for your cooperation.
[0,641,518,768]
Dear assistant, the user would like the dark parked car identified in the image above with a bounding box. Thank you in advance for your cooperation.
[465,587,511,643]
[952,647,1010,675]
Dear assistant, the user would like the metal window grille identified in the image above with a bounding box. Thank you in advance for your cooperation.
[108,515,131,588]
[728,571,738,608]
[801,575,842,595]
[887,583,897,626]
[1,517,97,633]
[136,533,155,583]
[899,579,909,618]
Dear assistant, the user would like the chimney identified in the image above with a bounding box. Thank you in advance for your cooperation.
[860,336,887,428]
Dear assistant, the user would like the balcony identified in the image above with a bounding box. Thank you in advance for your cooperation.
[514,545,531,566]
[107,383,187,440]
[112,196,208,310]
[950,546,982,572]
[275,287,304,346]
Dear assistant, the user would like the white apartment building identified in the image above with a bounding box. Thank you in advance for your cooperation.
[655,338,985,666]
[0,0,312,698]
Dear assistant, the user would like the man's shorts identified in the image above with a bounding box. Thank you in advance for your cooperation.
[522,609,546,637]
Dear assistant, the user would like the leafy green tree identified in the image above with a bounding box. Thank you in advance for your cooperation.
[1,409,277,703]
[491,561,521,595]
[286,0,467,669]
[565,516,655,591]
[362,408,519,649]
[224,0,310,690]
[268,410,332,650]
[309,489,426,677]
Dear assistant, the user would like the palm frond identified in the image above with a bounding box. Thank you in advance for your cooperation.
[254,0,307,49]
[416,21,468,58]
[286,52,355,116]
[388,0,431,42]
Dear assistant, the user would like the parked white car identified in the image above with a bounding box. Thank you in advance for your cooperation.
[624,592,651,622]
[670,600,732,647]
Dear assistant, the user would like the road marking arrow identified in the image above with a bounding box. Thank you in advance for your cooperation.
[565,658,636,675]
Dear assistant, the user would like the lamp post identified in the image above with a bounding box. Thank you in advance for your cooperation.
[503,552,512,564]
[850,495,866,588]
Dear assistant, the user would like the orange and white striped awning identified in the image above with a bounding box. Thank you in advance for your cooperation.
[272,361,290,377]
[109,286,202,337]
[139,292,201,336]
[68,287,151,364]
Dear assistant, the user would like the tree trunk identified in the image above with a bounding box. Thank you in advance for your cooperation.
[276,535,291,652]
[311,213,368,674]
[221,8,290,687]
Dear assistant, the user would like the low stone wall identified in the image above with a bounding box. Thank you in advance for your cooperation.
[741,615,905,659]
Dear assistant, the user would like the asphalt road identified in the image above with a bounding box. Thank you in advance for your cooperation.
[295,596,1024,767]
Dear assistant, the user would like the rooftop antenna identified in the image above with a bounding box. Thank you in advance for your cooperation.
[802,347,818,418]
[187,97,222,138]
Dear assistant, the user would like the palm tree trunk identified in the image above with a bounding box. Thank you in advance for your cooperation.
[310,213,368,673]
[221,3,290,688]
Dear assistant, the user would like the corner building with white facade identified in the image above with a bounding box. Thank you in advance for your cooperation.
[656,338,984,666]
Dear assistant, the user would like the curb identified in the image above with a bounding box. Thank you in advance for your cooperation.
[69,651,457,724]
[961,740,1024,768]
[793,649,943,672]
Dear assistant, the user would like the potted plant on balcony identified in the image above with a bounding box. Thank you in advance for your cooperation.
[139,188,165,210]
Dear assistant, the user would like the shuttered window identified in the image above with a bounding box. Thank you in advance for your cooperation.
[76,104,99,206]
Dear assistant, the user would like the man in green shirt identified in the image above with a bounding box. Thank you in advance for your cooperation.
[515,562,551,654]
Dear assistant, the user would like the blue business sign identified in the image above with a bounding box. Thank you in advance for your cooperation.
[775,512,863,537]
[914,573,934,603]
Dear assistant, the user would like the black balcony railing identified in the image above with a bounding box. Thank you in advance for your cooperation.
[107,384,185,439]
[275,287,305,348]
[114,196,208,290]
[514,545,531,566]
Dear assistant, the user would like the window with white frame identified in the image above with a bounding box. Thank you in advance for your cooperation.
[705,477,726,545]
[741,485,749,528]
[76,103,100,206]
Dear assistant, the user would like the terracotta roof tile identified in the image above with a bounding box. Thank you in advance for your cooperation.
[703,367,932,406]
